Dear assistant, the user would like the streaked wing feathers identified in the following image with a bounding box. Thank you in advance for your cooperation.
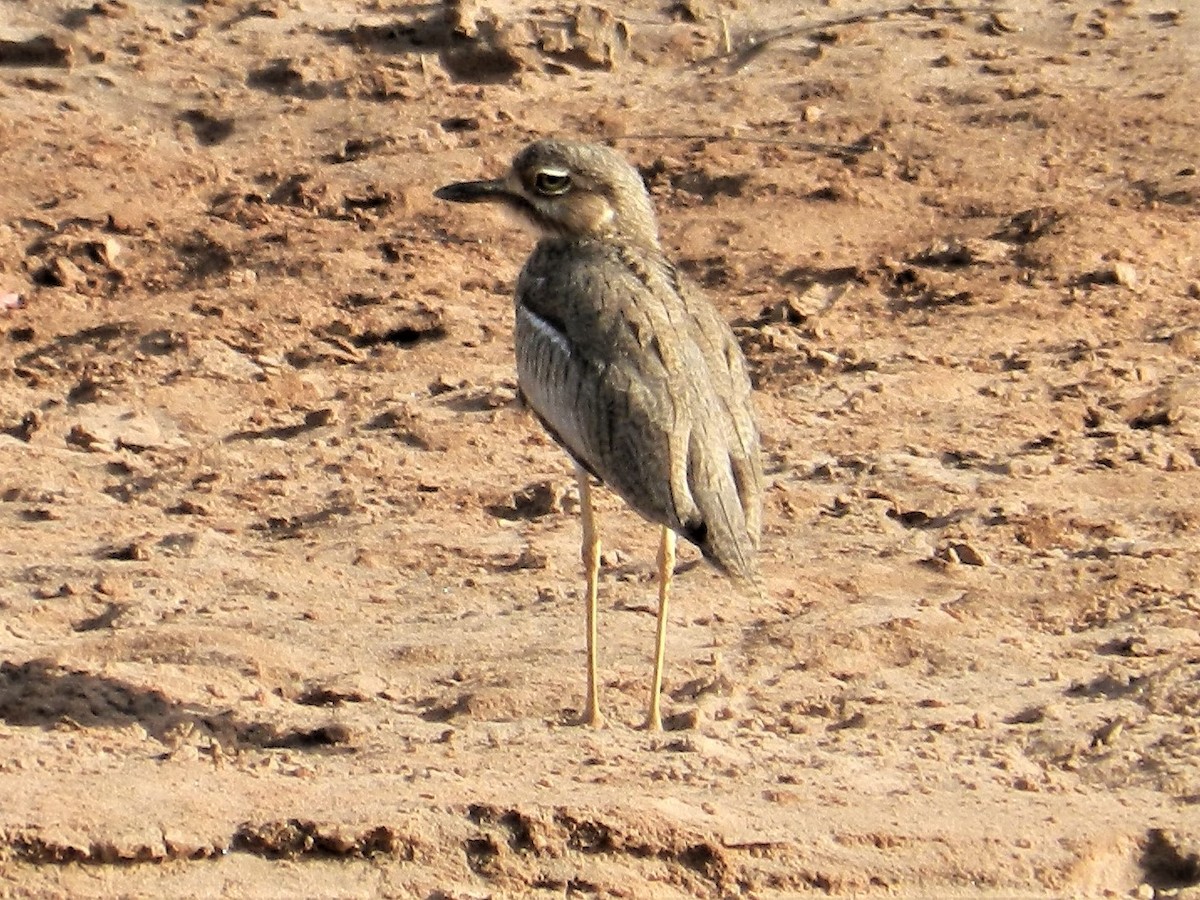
[515,239,762,580]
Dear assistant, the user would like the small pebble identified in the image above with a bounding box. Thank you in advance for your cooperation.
[1112,261,1138,288]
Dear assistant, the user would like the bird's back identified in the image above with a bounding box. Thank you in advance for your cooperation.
[515,236,763,581]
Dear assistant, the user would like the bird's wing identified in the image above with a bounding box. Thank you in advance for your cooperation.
[515,240,760,579]
[674,272,765,547]
[513,272,682,532]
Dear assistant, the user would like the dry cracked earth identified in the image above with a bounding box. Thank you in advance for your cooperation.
[1,0,1199,897]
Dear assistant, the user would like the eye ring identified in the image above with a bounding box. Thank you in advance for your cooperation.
[533,170,572,196]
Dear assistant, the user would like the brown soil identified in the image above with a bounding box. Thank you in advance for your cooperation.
[2,1,1199,896]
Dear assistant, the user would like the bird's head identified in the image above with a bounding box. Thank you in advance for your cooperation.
[434,139,660,247]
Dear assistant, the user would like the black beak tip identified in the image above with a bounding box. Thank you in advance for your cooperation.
[433,178,509,204]
[433,183,465,202]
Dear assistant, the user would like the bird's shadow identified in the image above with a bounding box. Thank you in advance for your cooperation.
[0,659,351,753]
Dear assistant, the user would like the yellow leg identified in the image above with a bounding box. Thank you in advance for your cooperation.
[576,465,603,727]
[647,526,676,732]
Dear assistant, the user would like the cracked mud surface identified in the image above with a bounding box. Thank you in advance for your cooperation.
[1,0,1198,896]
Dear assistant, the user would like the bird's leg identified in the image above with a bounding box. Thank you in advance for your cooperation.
[575,464,604,728]
[647,525,677,732]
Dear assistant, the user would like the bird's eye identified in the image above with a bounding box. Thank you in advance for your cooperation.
[533,170,572,196]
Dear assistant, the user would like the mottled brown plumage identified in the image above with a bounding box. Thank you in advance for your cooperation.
[435,139,763,730]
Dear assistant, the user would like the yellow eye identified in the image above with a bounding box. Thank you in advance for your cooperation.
[534,170,571,196]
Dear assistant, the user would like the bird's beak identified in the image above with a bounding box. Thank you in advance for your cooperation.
[433,178,511,204]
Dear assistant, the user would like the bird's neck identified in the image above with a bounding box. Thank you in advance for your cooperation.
[554,222,663,252]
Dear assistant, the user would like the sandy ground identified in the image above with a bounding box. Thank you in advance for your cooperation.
[1,0,1199,896]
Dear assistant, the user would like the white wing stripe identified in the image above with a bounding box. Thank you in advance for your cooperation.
[520,306,572,360]
[516,305,594,468]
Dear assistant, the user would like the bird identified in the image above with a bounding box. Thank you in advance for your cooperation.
[434,139,763,731]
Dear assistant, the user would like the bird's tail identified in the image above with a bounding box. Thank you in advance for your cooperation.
[689,448,761,590]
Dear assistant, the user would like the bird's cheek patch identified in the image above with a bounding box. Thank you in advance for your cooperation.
[565,194,615,233]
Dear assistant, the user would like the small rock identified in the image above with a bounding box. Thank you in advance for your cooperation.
[940,541,989,566]
[1091,718,1124,748]
[483,384,518,408]
[190,339,263,381]
[1123,383,1199,431]
[429,374,468,395]
[985,12,1019,34]
[89,237,121,267]
[1112,261,1138,288]
[912,237,1009,266]
[1005,704,1047,725]
[67,406,175,452]
[1169,327,1200,356]
[663,708,700,731]
[108,203,153,234]
[158,532,204,557]
[105,541,151,562]
[0,34,76,68]
[352,548,381,569]
[497,547,548,571]
[95,576,130,599]
[600,549,628,567]
[94,0,130,18]
[45,256,85,288]
[33,582,74,600]
[509,480,568,518]
[666,0,710,23]
[304,407,337,428]
[14,410,41,441]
